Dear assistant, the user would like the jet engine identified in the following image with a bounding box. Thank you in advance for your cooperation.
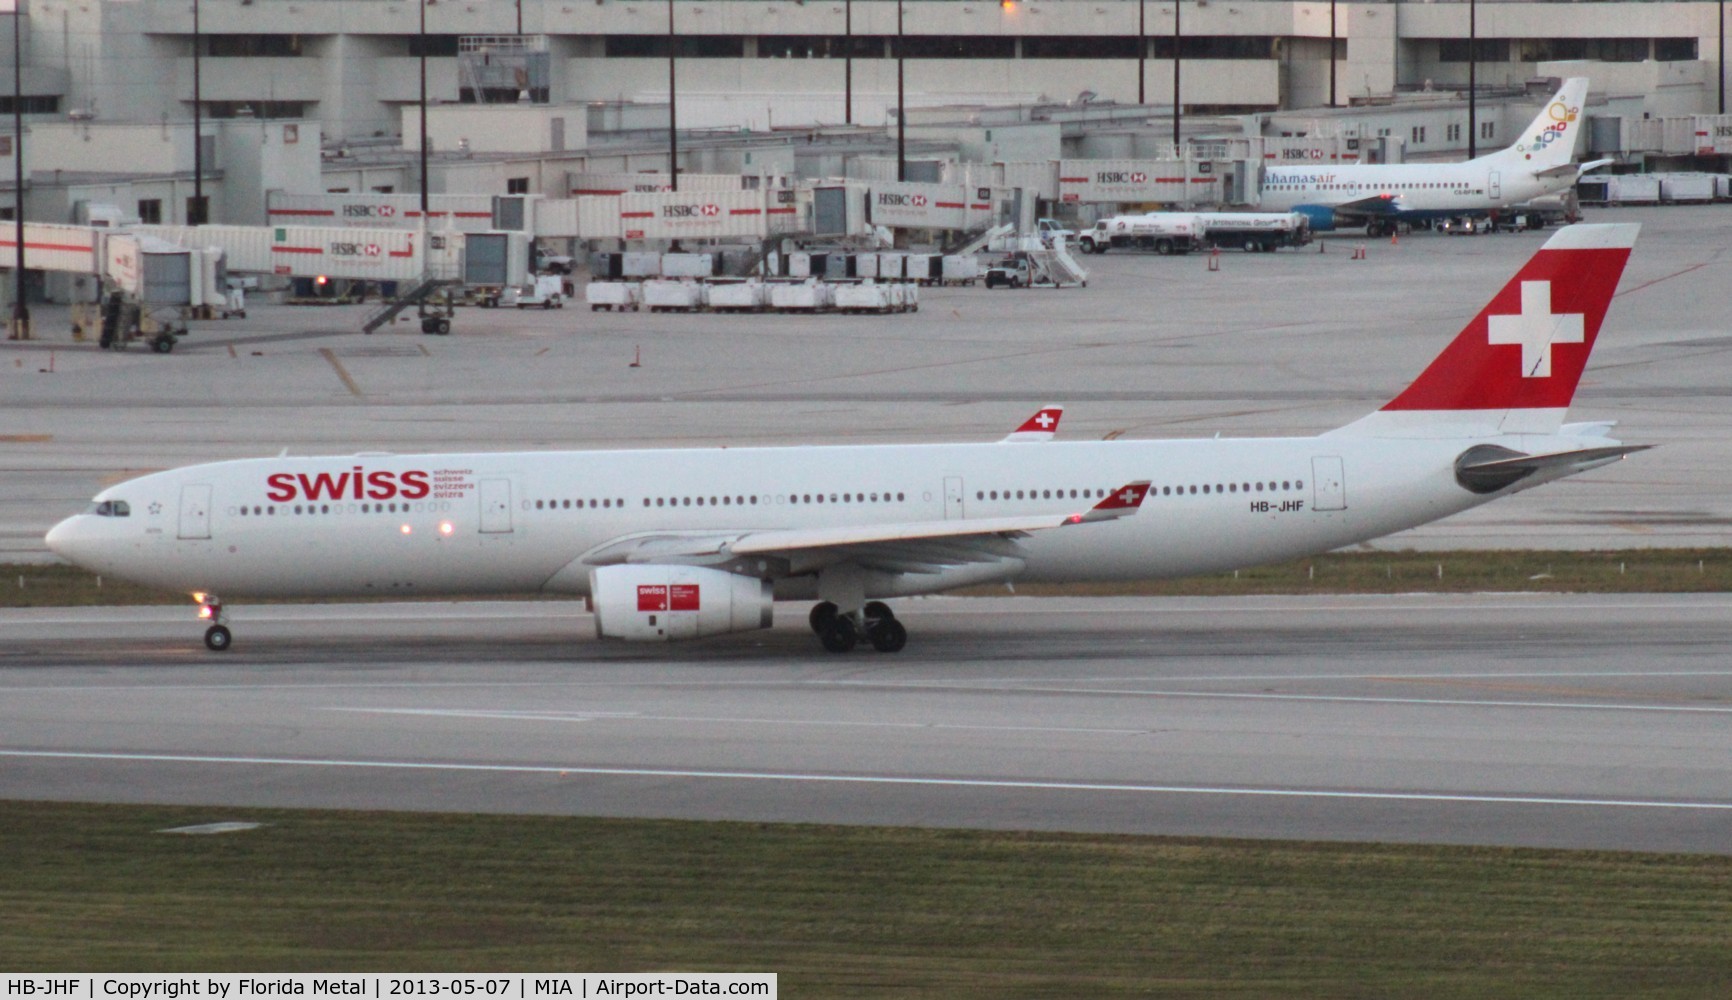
[589,565,773,642]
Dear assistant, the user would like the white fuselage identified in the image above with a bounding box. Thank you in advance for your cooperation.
[1259,151,1561,217]
[48,432,1553,602]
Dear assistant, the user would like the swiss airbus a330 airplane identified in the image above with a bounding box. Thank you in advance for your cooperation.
[48,224,1644,654]
[1260,77,1614,236]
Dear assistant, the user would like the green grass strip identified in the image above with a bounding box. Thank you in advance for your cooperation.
[2,801,1730,996]
[9,550,1732,608]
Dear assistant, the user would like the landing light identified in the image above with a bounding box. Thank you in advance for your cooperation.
[198,605,214,620]
[401,524,412,535]
[191,592,206,603]
[439,521,454,535]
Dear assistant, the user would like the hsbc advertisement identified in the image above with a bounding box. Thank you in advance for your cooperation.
[268,226,423,280]
[617,191,769,240]
[1058,159,1215,204]
[267,193,496,233]
[866,182,970,230]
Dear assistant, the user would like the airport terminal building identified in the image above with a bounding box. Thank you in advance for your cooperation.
[0,1,1729,228]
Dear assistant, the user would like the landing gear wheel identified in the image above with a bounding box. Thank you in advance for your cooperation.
[434,318,451,335]
[867,618,907,653]
[820,618,858,654]
[151,334,175,354]
[809,601,839,635]
[204,624,232,652]
[863,601,894,622]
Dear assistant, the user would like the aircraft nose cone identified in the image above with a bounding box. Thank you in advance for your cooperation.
[44,515,86,563]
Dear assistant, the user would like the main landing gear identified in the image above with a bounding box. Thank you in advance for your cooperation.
[809,600,907,654]
[197,594,232,651]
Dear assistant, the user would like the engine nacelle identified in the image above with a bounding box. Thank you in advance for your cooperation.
[589,565,773,642]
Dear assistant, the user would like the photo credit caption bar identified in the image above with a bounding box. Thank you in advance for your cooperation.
[3,977,774,1000]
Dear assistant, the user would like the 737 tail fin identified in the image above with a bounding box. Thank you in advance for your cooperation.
[1333,222,1637,438]
[1499,77,1588,173]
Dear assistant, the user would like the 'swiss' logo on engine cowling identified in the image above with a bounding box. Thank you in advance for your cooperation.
[265,467,432,502]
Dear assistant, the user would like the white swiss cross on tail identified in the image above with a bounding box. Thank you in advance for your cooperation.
[1487,281,1585,378]
[1367,223,1638,435]
[1001,404,1065,443]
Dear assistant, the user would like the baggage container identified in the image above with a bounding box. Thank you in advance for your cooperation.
[1606,174,1661,205]
[621,251,662,278]
[704,279,766,312]
[585,281,641,312]
[643,279,703,312]
[940,255,981,285]
[834,281,892,313]
[662,252,720,278]
[768,279,833,311]
[1659,173,1715,203]
[855,253,880,279]
[590,252,624,281]
[786,251,811,278]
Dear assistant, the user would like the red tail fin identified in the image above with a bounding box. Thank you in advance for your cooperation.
[1381,223,1636,416]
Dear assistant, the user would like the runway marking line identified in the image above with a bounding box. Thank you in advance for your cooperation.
[3,749,1730,813]
[324,706,1155,736]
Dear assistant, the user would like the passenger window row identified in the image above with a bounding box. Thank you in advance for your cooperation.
[232,502,452,517]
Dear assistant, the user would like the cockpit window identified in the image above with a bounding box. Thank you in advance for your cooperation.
[88,500,131,517]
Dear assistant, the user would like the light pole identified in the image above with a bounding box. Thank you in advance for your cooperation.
[11,0,27,340]
[192,0,204,224]
[1328,0,1336,107]
[419,0,429,220]
[844,0,852,124]
[1137,0,1145,105]
[1467,0,1477,158]
[896,0,905,181]
[1719,0,1725,114]
[668,0,678,190]
[1171,1,1181,146]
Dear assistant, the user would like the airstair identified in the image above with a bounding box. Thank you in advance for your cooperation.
[361,277,461,335]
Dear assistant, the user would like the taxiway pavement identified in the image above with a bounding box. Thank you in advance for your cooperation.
[3,595,1729,853]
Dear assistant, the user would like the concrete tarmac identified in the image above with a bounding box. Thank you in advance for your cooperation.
[3,595,1729,854]
[4,205,1732,560]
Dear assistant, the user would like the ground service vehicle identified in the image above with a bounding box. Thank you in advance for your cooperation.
[1077,215,1201,255]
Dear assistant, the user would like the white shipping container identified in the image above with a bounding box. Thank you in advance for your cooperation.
[855,254,880,279]
[940,255,981,284]
[585,281,642,312]
[1659,173,1715,203]
[704,280,766,311]
[834,282,893,313]
[0,222,101,274]
[622,251,662,278]
[786,252,811,279]
[267,192,495,232]
[642,279,704,311]
[1606,175,1661,205]
[619,190,769,241]
[768,279,833,311]
[661,253,717,278]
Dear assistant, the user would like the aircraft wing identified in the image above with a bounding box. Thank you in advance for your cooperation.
[575,482,1151,578]
[1322,193,1407,219]
[1535,157,1617,180]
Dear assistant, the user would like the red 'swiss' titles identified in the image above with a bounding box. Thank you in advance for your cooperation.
[265,468,432,502]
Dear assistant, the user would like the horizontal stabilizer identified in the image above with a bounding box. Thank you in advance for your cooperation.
[1456,444,1650,494]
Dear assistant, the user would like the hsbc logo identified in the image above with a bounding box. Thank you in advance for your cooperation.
[1096,172,1147,185]
[876,193,929,207]
[1283,149,1324,160]
[328,241,382,257]
[662,203,722,218]
[342,204,398,218]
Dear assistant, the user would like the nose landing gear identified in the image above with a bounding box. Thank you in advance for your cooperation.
[197,595,232,652]
[809,600,906,654]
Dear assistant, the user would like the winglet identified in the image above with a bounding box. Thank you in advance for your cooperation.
[1072,481,1150,523]
[1002,404,1064,443]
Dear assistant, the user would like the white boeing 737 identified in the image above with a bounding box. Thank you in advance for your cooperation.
[47,224,1644,654]
[1260,77,1614,236]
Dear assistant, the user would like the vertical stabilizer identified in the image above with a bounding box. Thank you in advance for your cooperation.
[1497,77,1589,172]
[1330,222,1637,438]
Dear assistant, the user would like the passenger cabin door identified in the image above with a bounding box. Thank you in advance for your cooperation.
[1488,170,1502,200]
[479,478,514,533]
[943,477,965,520]
[1310,456,1347,512]
[177,483,212,539]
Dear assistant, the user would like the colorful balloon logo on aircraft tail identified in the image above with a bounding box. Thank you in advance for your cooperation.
[1518,102,1579,159]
